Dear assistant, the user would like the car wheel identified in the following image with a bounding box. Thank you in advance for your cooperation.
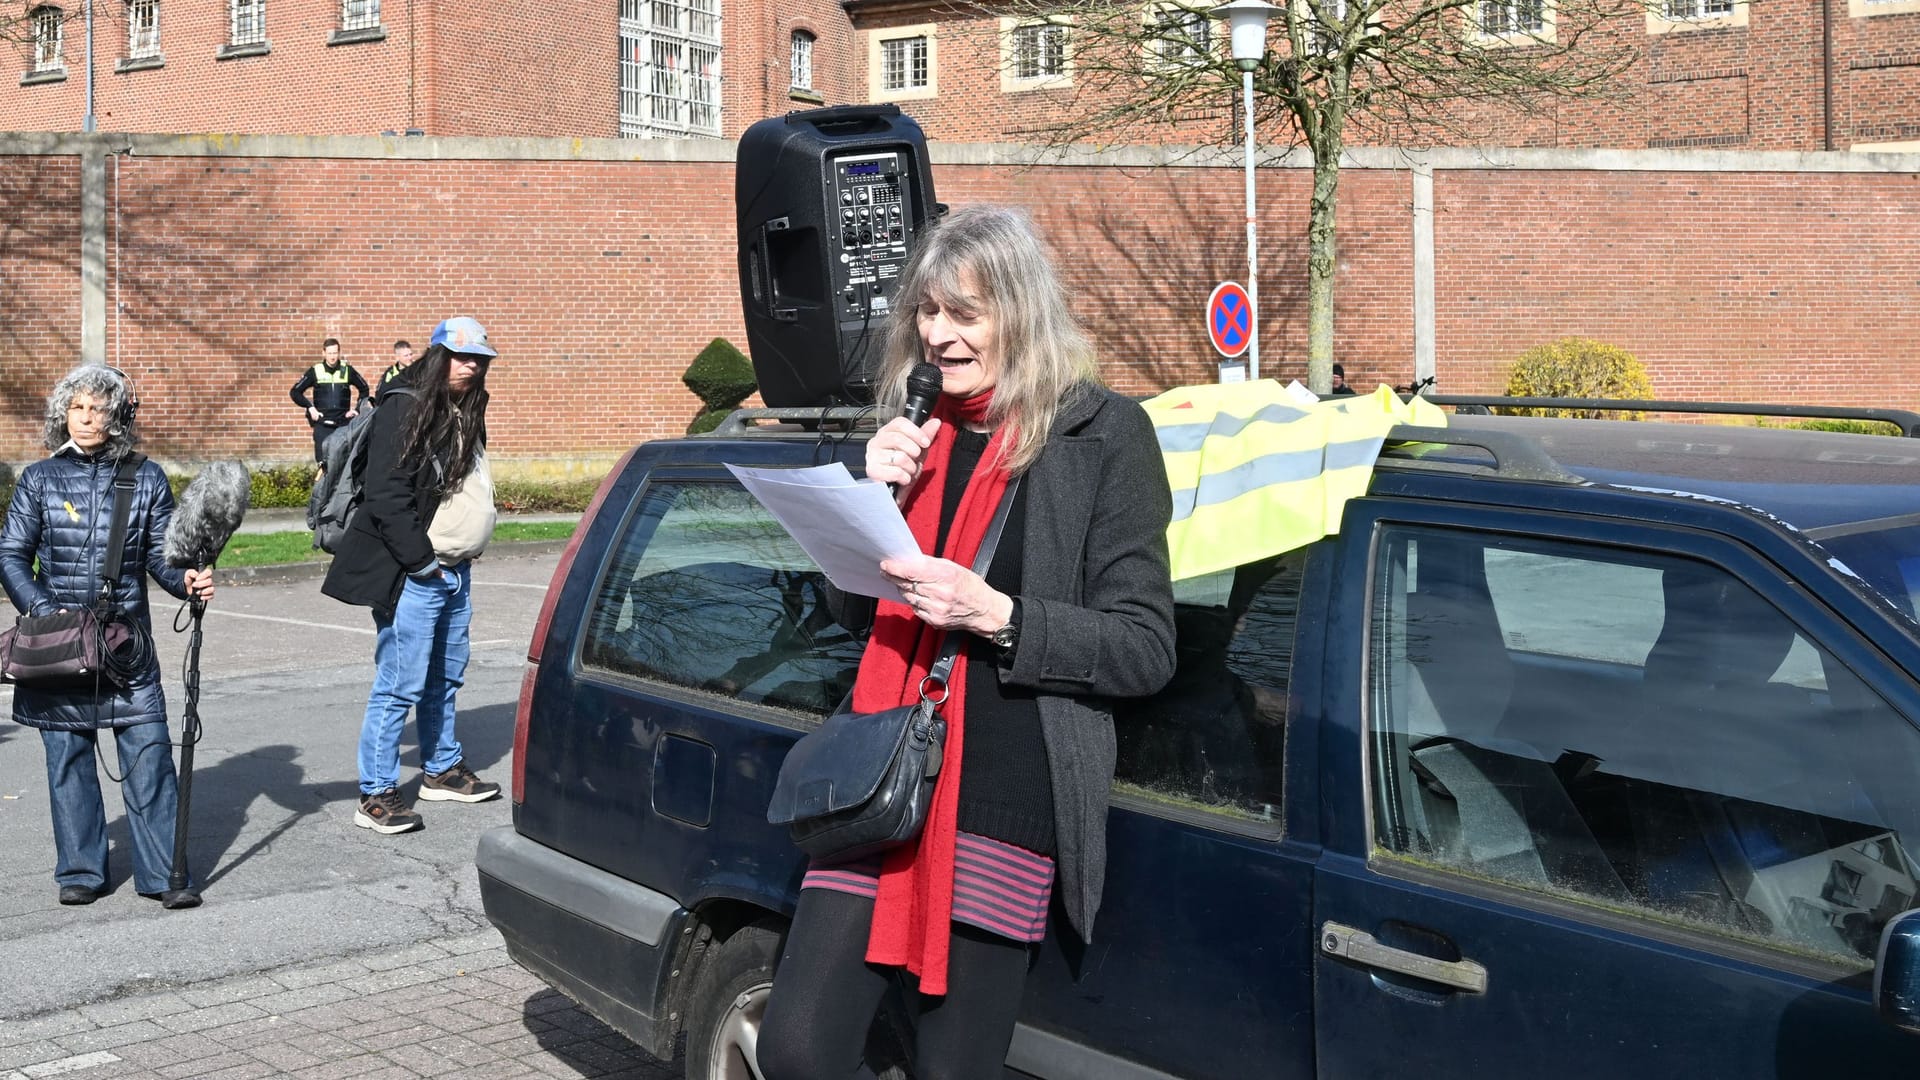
[687,922,782,1080]
[684,919,914,1080]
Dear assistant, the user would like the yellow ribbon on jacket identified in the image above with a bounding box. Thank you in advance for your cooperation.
[1144,381,1449,581]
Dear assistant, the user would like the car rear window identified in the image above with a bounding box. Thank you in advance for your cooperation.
[578,480,862,718]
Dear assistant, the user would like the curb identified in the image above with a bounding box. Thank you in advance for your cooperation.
[221,539,572,587]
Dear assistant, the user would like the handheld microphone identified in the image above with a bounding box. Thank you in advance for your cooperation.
[891,363,945,497]
[164,461,252,573]
[902,362,944,427]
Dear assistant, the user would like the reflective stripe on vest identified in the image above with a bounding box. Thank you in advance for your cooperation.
[1142,382,1449,581]
[313,363,351,384]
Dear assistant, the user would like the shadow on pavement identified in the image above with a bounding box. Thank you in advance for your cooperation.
[523,987,682,1077]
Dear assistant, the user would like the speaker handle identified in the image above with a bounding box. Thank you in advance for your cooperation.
[752,217,799,323]
[786,104,901,134]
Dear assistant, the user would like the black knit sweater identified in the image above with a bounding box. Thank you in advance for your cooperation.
[940,429,1055,855]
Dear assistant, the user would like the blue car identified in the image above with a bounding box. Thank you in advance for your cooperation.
[479,403,1920,1078]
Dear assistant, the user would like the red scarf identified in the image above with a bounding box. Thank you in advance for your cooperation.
[853,390,1011,996]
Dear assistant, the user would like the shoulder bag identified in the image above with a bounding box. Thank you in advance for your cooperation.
[766,476,1021,862]
[0,455,143,689]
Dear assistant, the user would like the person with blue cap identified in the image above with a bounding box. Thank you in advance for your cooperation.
[322,316,503,834]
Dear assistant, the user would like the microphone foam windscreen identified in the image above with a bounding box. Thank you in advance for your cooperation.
[164,461,252,569]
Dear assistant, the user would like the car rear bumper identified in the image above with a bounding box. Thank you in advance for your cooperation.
[477,826,691,1060]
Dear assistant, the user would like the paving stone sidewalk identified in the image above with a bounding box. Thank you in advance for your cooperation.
[0,931,681,1080]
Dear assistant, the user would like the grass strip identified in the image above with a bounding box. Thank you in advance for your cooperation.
[218,520,577,568]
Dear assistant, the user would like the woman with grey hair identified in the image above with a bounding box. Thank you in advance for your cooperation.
[755,206,1177,1078]
[0,365,214,909]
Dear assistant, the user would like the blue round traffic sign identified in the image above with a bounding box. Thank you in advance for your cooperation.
[1207,282,1253,359]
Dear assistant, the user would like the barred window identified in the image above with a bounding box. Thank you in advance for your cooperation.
[1009,22,1067,80]
[126,0,160,59]
[230,0,265,45]
[881,35,928,91]
[791,29,813,90]
[1481,0,1544,33]
[1147,5,1210,70]
[31,5,64,72]
[1665,0,1733,16]
[341,0,379,32]
[619,0,722,139]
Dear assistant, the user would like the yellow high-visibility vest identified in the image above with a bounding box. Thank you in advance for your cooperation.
[1144,381,1448,581]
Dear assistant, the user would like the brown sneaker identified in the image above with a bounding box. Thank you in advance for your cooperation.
[419,760,502,804]
[354,788,423,834]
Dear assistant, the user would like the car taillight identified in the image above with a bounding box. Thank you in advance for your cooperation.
[514,448,637,805]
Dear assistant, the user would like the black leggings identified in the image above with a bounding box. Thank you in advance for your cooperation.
[758,887,1032,1080]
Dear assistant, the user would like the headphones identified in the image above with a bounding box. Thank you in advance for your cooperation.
[102,365,140,432]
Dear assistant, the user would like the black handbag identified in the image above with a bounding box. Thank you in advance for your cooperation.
[766,477,1021,862]
[0,455,143,690]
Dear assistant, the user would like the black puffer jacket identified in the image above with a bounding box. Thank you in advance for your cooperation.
[0,448,189,730]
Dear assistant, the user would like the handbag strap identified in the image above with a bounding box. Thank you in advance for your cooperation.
[99,454,145,590]
[924,474,1023,694]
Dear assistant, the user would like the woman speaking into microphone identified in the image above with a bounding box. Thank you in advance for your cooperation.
[757,205,1176,1079]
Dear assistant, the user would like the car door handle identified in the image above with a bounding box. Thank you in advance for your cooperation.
[1321,922,1488,994]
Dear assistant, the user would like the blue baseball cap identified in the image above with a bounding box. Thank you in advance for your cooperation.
[430,316,498,359]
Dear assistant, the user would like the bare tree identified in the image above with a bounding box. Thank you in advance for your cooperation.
[957,0,1647,392]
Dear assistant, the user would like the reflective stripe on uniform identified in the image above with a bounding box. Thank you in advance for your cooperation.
[1144,382,1448,580]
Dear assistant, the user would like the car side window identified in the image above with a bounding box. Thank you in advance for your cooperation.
[1369,526,1920,972]
[579,480,863,718]
[1113,547,1308,825]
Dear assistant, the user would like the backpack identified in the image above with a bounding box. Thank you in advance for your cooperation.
[307,386,416,553]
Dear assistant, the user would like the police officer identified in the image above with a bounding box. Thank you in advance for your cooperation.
[375,339,414,403]
[290,338,371,464]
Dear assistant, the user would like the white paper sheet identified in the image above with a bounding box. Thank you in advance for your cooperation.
[724,462,921,601]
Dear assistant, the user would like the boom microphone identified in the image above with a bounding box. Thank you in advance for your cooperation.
[164,461,251,571]
[902,362,944,427]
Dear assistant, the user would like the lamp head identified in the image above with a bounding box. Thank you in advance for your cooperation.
[1210,0,1277,68]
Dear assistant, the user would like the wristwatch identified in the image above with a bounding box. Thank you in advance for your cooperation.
[990,599,1022,651]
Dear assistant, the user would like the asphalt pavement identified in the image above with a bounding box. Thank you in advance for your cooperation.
[0,546,681,1080]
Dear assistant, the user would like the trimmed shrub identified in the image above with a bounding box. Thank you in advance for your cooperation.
[682,337,756,433]
[250,464,318,508]
[1501,338,1654,420]
[494,476,602,513]
[1760,418,1902,437]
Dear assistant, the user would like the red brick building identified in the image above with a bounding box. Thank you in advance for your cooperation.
[4,0,1919,150]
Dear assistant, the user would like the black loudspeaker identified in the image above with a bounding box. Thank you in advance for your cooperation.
[737,105,939,407]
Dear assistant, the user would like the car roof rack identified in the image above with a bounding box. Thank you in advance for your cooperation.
[1381,425,1584,483]
[1419,396,1920,438]
[707,406,882,437]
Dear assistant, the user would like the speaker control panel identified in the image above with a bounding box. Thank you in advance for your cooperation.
[831,150,917,325]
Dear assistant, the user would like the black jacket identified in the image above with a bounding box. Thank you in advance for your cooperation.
[290,363,370,426]
[321,384,486,616]
[0,449,190,729]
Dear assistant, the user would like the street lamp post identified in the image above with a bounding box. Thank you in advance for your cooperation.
[1211,0,1273,380]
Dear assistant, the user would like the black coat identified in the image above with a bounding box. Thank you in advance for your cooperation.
[0,449,190,730]
[321,385,485,616]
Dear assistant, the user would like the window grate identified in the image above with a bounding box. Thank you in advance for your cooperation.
[231,0,265,45]
[1149,6,1210,70]
[791,29,813,90]
[127,0,160,59]
[1481,0,1544,34]
[619,0,723,139]
[31,5,64,72]
[881,35,928,91]
[1010,22,1066,80]
[341,0,379,32]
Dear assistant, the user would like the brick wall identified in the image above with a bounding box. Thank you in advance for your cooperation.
[1,137,1917,466]
[7,2,1920,151]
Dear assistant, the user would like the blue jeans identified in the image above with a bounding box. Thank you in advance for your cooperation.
[358,560,471,795]
[42,721,184,895]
